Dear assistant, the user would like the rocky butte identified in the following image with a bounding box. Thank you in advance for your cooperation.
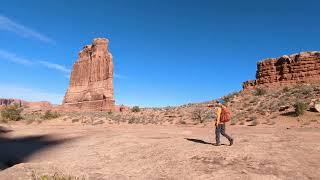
[62,38,115,111]
[243,51,320,89]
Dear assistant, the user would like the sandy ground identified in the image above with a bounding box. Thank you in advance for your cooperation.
[0,121,319,180]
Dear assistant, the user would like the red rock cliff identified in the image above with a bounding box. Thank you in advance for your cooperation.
[62,38,115,111]
[243,51,320,89]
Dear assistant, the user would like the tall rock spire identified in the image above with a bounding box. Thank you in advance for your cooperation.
[62,38,115,111]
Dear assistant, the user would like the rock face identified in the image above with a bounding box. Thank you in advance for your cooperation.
[243,51,320,89]
[62,38,115,111]
[0,98,25,107]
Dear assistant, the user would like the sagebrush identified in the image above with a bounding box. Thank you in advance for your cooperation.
[0,104,23,121]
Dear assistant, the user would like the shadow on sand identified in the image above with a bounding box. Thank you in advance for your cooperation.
[0,126,76,170]
[185,138,229,146]
[185,138,214,145]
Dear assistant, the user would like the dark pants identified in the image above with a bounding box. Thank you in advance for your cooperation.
[215,123,232,144]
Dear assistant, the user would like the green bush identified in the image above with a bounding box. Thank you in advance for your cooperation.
[254,87,267,96]
[1,104,23,121]
[42,110,60,120]
[294,102,308,116]
[131,106,140,113]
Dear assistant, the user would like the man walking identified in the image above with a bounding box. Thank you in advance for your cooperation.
[214,100,233,146]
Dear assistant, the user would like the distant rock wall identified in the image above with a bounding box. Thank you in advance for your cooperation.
[0,98,25,107]
[62,38,115,111]
[243,51,320,89]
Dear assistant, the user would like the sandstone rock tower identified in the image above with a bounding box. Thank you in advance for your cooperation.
[63,38,115,111]
[243,51,320,89]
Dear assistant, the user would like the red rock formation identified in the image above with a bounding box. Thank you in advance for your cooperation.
[0,98,25,107]
[62,38,115,111]
[243,51,320,89]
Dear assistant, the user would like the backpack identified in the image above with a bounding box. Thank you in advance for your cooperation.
[220,106,231,123]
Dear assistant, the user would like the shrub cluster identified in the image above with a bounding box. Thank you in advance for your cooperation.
[42,110,60,120]
[131,106,140,113]
[294,102,308,116]
[254,88,267,96]
[0,104,23,121]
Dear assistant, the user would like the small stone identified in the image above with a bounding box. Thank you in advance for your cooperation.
[92,120,105,125]
[241,169,248,174]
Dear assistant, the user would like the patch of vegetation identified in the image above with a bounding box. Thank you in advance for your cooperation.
[294,102,308,116]
[249,97,259,104]
[230,117,237,125]
[131,106,140,113]
[42,110,60,120]
[192,108,210,123]
[254,87,267,96]
[282,86,290,93]
[31,171,86,180]
[222,91,240,104]
[0,104,23,121]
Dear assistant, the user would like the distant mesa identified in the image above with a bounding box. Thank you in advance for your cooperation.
[61,38,115,112]
[0,98,26,107]
[243,51,320,89]
[0,98,53,112]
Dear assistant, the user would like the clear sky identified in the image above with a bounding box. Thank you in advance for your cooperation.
[0,0,319,107]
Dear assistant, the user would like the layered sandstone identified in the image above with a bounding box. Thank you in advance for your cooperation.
[62,38,115,111]
[243,51,320,89]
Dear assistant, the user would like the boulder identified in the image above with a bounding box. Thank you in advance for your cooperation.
[315,103,320,113]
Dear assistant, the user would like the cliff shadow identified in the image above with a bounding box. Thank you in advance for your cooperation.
[0,134,76,170]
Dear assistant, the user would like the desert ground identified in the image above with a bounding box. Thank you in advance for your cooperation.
[0,118,319,180]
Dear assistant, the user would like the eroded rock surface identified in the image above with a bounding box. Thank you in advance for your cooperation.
[62,38,115,111]
[243,51,320,89]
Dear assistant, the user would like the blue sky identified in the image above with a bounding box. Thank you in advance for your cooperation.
[0,0,319,107]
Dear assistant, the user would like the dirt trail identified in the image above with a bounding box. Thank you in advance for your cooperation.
[0,122,319,180]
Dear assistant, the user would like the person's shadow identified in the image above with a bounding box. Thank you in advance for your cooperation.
[185,138,228,146]
[185,138,213,145]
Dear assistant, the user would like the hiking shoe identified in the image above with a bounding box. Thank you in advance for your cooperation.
[229,139,234,146]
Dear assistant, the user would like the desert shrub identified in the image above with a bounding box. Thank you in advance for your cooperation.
[0,104,23,121]
[300,86,313,95]
[294,102,308,116]
[31,171,86,180]
[282,87,290,93]
[230,117,237,125]
[132,106,140,113]
[192,108,209,123]
[42,110,60,120]
[249,97,259,104]
[222,91,240,104]
[254,87,267,96]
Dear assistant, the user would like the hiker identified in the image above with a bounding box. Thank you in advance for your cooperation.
[213,100,233,146]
